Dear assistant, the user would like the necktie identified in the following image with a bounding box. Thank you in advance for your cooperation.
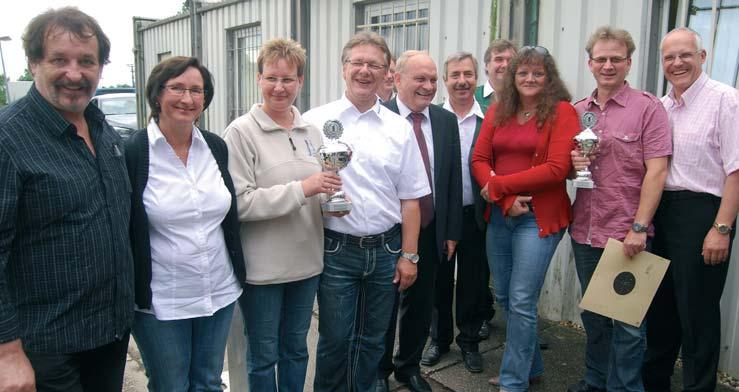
[410,112,434,228]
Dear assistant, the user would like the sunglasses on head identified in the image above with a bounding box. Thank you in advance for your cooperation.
[521,45,550,56]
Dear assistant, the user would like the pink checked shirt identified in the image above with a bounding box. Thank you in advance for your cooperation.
[662,72,739,197]
[570,83,672,248]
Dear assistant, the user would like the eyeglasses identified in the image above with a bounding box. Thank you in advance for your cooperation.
[590,56,629,65]
[261,76,299,86]
[662,51,701,64]
[163,85,207,98]
[345,60,387,71]
[521,46,550,56]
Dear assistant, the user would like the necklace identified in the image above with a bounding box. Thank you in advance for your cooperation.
[522,110,532,118]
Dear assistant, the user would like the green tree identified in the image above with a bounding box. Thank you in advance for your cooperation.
[18,68,33,81]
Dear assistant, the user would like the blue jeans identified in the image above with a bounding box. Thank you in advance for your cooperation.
[487,207,564,392]
[572,240,646,392]
[131,302,235,392]
[239,275,320,392]
[314,231,400,392]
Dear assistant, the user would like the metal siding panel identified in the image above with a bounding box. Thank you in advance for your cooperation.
[721,237,739,377]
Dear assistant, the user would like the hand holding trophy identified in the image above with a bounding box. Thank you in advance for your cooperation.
[573,112,599,189]
[316,119,353,212]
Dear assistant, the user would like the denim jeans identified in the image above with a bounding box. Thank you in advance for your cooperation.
[314,231,400,392]
[487,206,564,392]
[131,302,235,392]
[239,275,319,392]
[572,240,647,392]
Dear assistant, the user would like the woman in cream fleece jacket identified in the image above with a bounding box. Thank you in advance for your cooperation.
[222,38,343,392]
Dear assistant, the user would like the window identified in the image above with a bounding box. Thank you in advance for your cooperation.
[157,52,172,62]
[227,24,262,122]
[688,0,739,87]
[356,0,430,55]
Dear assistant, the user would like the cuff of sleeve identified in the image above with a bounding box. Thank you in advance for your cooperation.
[291,181,307,206]
[0,316,19,344]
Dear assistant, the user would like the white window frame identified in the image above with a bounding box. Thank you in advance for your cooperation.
[227,23,262,122]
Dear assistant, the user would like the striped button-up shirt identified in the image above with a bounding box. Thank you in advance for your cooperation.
[662,72,739,197]
[0,85,134,353]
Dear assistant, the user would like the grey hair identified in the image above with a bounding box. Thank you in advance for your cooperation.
[661,27,703,52]
[443,51,479,80]
[395,50,430,74]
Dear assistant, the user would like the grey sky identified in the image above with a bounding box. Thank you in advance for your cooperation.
[1,0,184,87]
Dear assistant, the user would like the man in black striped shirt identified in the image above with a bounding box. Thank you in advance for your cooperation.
[0,8,133,392]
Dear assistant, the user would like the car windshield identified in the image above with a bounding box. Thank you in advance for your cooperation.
[99,97,137,115]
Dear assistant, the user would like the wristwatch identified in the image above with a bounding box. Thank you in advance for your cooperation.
[631,222,648,233]
[713,222,732,235]
[401,251,420,264]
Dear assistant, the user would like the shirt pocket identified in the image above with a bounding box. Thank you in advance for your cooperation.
[610,129,642,161]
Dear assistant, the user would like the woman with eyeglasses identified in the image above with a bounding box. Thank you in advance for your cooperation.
[124,56,246,391]
[471,46,579,392]
[222,38,343,391]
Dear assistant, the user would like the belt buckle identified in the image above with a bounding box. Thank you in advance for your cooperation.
[358,236,366,249]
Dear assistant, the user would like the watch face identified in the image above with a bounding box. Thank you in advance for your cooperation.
[632,223,647,233]
[717,224,730,234]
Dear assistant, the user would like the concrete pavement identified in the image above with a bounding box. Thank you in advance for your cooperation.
[124,310,738,391]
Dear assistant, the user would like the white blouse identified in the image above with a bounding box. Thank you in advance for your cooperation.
[142,120,242,320]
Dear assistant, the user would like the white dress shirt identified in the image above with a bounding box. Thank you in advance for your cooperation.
[396,98,434,193]
[443,99,484,206]
[483,80,495,100]
[662,72,739,197]
[302,94,431,236]
[143,120,242,320]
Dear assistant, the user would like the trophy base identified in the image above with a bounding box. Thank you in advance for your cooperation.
[322,199,353,213]
[573,178,595,189]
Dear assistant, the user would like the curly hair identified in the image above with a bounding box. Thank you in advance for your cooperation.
[493,47,571,129]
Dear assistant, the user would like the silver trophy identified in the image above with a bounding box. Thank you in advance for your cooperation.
[316,119,353,212]
[573,112,599,189]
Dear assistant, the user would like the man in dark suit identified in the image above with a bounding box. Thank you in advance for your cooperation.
[421,51,492,373]
[376,50,463,392]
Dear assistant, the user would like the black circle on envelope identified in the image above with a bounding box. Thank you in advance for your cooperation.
[613,271,636,295]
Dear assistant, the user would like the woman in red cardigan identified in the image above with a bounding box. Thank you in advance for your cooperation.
[471,46,579,392]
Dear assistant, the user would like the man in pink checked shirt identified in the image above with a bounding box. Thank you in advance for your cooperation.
[567,26,672,392]
[642,27,739,392]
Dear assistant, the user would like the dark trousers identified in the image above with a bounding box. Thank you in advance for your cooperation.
[26,334,130,392]
[378,221,439,378]
[429,206,492,351]
[643,191,734,392]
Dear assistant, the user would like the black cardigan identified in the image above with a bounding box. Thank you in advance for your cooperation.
[125,129,247,310]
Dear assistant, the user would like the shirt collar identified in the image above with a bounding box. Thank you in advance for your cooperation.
[249,103,311,132]
[396,97,430,120]
[585,82,631,109]
[483,80,495,98]
[339,92,383,118]
[442,98,484,121]
[666,72,708,107]
[147,118,205,148]
[26,83,105,138]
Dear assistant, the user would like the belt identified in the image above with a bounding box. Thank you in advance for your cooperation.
[662,190,720,202]
[463,205,476,213]
[324,225,401,249]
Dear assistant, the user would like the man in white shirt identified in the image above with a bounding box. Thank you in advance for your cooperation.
[474,39,517,115]
[420,51,492,374]
[303,32,430,392]
[643,27,739,392]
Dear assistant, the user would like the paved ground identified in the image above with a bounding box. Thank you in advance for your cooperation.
[124,310,738,392]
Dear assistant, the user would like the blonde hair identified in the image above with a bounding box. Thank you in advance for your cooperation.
[257,38,307,76]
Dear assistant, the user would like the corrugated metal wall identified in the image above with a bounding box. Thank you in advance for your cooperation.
[199,0,293,133]
[308,0,494,108]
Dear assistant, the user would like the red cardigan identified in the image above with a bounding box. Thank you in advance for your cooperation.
[471,101,579,237]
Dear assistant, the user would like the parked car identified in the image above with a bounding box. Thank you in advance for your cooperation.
[91,93,138,139]
[95,87,135,96]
